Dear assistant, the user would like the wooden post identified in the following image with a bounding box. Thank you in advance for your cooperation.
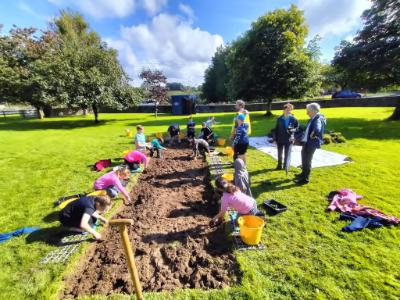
[109,219,144,300]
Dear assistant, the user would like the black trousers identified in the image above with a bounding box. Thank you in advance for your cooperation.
[277,143,291,167]
[233,143,249,160]
[149,147,161,158]
[124,159,140,170]
[300,145,317,181]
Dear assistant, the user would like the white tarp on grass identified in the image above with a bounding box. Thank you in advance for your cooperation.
[249,136,352,168]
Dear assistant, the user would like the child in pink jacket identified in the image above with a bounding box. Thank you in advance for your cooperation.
[210,178,262,226]
[93,167,131,205]
[124,150,148,171]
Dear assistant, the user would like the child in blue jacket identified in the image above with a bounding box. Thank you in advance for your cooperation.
[232,114,249,161]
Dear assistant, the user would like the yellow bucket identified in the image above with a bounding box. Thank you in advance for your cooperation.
[237,215,265,245]
[179,132,185,139]
[122,150,130,157]
[221,173,234,181]
[216,138,226,146]
[225,146,234,158]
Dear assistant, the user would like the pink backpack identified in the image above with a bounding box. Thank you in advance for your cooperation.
[93,159,111,172]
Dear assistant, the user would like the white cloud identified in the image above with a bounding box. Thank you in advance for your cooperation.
[48,0,136,19]
[179,3,194,20]
[141,0,168,15]
[19,2,51,21]
[112,13,223,86]
[298,0,371,37]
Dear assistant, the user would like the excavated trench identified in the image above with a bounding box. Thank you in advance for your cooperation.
[63,146,240,297]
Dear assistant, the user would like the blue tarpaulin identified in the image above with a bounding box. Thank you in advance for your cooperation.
[0,227,40,243]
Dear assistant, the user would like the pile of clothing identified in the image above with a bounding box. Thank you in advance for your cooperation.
[327,189,399,232]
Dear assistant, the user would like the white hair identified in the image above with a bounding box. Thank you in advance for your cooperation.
[306,103,320,113]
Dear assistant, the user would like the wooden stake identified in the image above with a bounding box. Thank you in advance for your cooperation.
[109,219,144,300]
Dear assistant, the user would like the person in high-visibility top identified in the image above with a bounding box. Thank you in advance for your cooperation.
[230,99,251,139]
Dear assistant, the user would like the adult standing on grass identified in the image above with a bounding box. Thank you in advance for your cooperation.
[273,103,299,170]
[230,99,252,140]
[295,103,326,185]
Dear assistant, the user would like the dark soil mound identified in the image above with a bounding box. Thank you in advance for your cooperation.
[63,147,239,297]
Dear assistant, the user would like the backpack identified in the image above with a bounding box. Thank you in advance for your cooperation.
[92,159,112,172]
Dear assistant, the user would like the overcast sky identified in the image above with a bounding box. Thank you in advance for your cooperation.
[0,0,371,86]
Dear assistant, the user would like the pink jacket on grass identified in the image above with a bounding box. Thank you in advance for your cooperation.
[328,189,400,225]
[328,189,362,212]
[124,150,148,168]
[93,171,129,199]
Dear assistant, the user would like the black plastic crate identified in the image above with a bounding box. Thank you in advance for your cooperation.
[263,199,287,215]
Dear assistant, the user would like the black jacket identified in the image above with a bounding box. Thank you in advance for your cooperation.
[273,114,299,144]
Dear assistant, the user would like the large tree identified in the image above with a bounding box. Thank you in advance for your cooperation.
[225,5,318,115]
[202,46,230,103]
[0,26,66,118]
[332,0,400,119]
[54,11,137,122]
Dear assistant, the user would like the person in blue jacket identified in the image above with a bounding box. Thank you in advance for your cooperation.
[273,103,299,170]
[186,116,196,139]
[295,103,326,185]
[232,114,249,161]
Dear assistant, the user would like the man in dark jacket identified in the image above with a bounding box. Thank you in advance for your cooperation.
[168,124,180,146]
[199,122,214,144]
[295,103,326,185]
[273,103,299,170]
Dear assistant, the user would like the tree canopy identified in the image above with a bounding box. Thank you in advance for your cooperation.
[202,5,321,104]
[140,69,169,104]
[333,0,400,91]
[0,11,142,121]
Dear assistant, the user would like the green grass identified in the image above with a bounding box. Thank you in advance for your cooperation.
[0,108,399,300]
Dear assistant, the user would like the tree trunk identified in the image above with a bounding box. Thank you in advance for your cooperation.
[35,106,44,119]
[265,99,274,117]
[92,103,99,123]
[389,105,400,120]
[43,105,52,118]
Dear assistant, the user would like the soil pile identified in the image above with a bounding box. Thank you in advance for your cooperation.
[63,147,239,297]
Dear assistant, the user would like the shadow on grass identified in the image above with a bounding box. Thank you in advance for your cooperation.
[26,226,96,246]
[0,118,116,131]
[43,211,60,223]
[25,226,64,245]
[321,118,400,140]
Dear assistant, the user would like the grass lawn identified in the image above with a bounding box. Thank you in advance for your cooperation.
[0,107,399,300]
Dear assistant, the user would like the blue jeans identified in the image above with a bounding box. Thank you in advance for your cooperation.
[106,185,119,198]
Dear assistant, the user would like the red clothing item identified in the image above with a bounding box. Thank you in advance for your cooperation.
[328,189,399,225]
[124,150,148,168]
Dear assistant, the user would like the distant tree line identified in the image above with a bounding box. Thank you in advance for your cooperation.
[202,1,399,119]
[0,11,143,122]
